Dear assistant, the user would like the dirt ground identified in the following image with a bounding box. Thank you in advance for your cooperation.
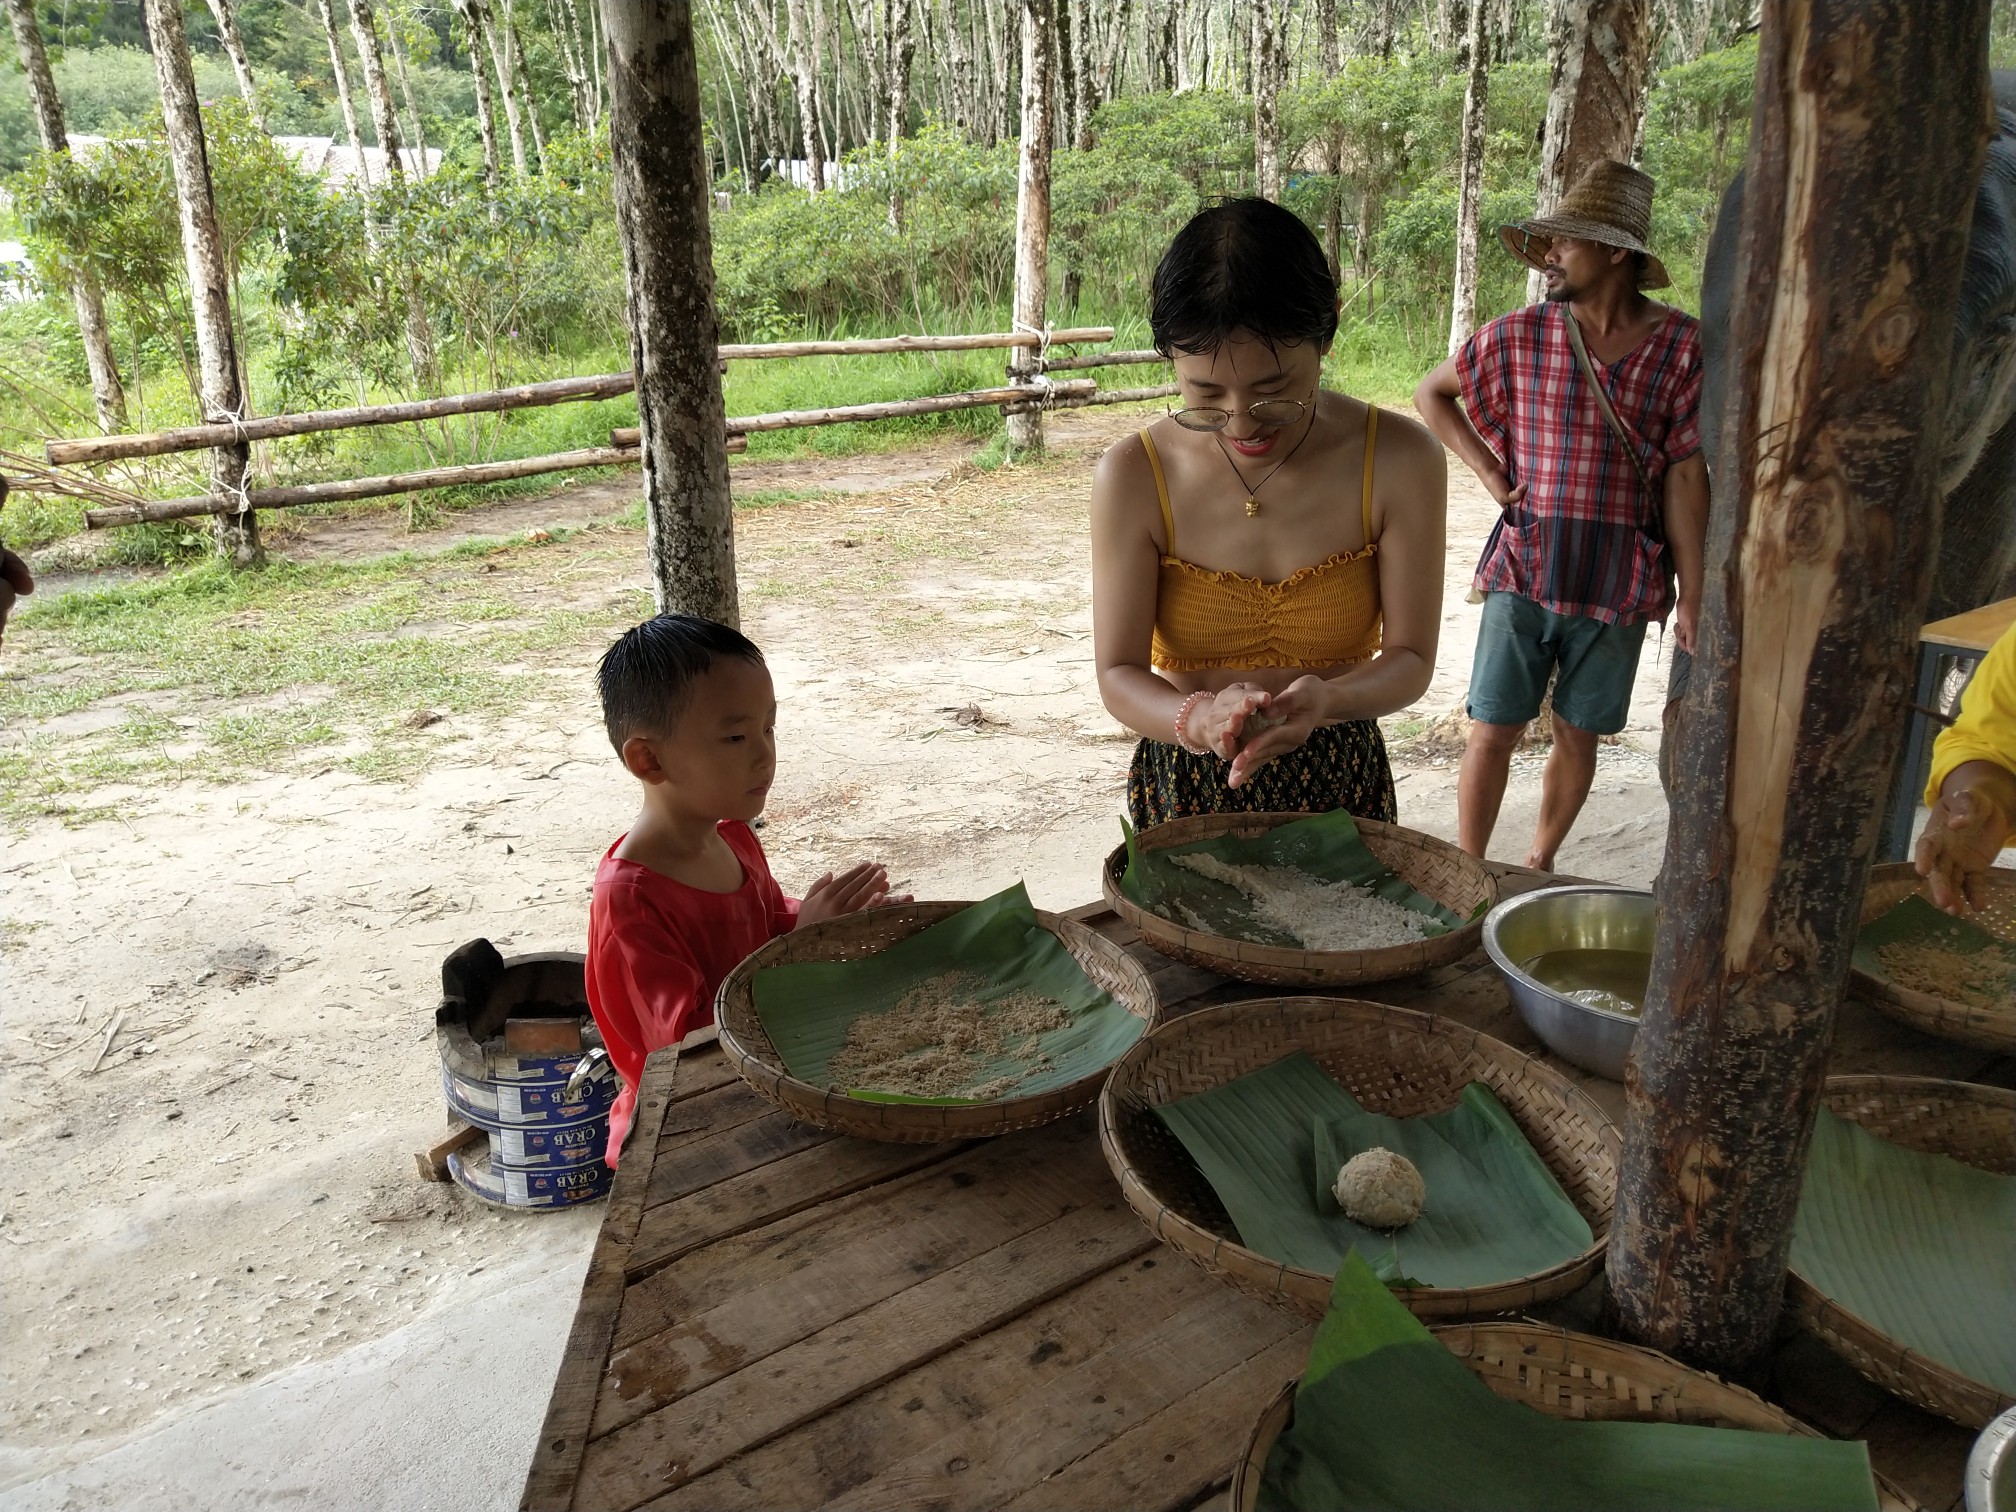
[0,408,1679,1496]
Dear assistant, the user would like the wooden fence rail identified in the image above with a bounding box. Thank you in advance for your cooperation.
[43,328,1117,467]
[607,380,1099,447]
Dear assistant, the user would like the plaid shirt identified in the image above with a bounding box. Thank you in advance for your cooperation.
[1457,301,1703,626]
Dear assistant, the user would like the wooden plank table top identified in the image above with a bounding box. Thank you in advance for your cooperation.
[1919,595,2016,653]
[523,867,2013,1512]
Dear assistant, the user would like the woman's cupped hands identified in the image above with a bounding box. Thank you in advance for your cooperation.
[1188,678,1329,789]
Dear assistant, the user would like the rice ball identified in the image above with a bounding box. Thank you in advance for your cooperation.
[1333,1146,1425,1229]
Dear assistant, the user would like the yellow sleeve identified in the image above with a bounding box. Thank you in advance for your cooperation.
[1926,623,2016,804]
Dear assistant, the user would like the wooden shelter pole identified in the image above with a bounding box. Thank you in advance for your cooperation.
[1607,0,1992,1378]
[601,0,740,623]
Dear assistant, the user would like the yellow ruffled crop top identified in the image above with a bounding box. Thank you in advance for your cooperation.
[1145,408,1384,673]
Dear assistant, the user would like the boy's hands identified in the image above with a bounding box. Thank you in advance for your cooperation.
[796,861,910,927]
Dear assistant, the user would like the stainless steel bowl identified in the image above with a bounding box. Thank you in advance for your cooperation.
[1968,1405,2016,1512]
[1482,885,1654,1081]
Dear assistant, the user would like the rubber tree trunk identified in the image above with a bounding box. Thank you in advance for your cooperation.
[1526,0,1652,303]
[203,0,267,129]
[509,13,549,172]
[1445,0,1489,354]
[484,0,530,173]
[348,0,437,385]
[5,0,128,433]
[387,13,429,169]
[886,0,912,142]
[317,0,375,217]
[600,0,740,622]
[1252,0,1282,200]
[1054,0,1078,147]
[456,0,504,189]
[143,0,259,566]
[1609,0,1992,1380]
[1317,0,1343,278]
[784,0,825,188]
[1004,0,1053,456]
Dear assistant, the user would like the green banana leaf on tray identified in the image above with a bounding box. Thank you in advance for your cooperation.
[1118,809,1471,948]
[751,882,1145,1105]
[1152,1052,1591,1286]
[1792,1107,2016,1395]
[1258,1252,1881,1512]
[1851,893,2016,999]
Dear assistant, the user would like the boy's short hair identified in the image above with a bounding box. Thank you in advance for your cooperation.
[597,614,765,750]
[1150,197,1339,359]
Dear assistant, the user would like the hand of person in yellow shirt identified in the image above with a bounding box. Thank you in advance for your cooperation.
[1914,760,2016,915]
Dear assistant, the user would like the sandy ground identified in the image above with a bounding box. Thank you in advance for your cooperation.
[0,408,1682,1508]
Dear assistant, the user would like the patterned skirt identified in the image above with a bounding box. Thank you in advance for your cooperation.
[1126,720,1398,832]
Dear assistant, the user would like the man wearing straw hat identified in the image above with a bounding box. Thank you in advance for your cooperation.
[1415,160,1708,871]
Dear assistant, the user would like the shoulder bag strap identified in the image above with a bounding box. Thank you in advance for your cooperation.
[1562,308,1656,501]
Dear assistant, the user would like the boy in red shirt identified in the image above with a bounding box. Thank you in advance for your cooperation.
[587,614,899,1166]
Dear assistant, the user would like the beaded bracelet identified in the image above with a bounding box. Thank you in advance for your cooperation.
[1174,690,1213,756]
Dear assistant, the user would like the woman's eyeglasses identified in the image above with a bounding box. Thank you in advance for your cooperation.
[1167,396,1311,433]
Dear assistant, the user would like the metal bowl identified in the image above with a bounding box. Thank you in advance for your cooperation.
[1968,1405,2016,1512]
[1482,886,1653,1081]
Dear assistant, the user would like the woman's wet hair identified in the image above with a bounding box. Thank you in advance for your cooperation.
[1150,198,1339,358]
[598,613,765,749]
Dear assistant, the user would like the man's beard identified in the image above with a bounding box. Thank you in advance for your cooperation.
[1544,276,1574,302]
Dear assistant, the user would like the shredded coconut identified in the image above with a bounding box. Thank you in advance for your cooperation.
[1876,935,2016,1010]
[1167,852,1433,952]
[827,971,1069,1099]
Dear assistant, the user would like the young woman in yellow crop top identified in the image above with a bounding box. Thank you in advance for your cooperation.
[1092,199,1448,829]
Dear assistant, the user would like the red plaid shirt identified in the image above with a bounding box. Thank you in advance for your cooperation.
[1457,301,1703,626]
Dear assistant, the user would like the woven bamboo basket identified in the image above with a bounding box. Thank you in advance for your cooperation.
[1229,1324,1917,1512]
[1102,813,1500,987]
[1787,1075,2016,1429]
[1848,864,2015,1052]
[715,901,1158,1143]
[1097,996,1618,1320]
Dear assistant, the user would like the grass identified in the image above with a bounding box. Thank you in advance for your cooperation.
[0,526,650,820]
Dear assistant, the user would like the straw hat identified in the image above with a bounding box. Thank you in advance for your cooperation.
[1499,160,1671,289]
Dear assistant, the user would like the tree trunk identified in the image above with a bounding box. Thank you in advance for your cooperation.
[1054,0,1078,147]
[1253,0,1282,199]
[1004,0,1052,455]
[785,0,825,187]
[202,0,267,129]
[6,0,129,432]
[509,14,549,172]
[1370,0,1396,57]
[387,10,429,169]
[143,0,259,566]
[886,0,913,142]
[1446,0,1489,354]
[350,0,437,383]
[1318,0,1343,279]
[482,0,530,173]
[599,0,740,622]
[457,0,504,188]
[1609,0,1991,1380]
[1526,0,1654,302]
[317,0,375,205]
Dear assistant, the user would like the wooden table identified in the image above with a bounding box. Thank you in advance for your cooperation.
[522,872,2013,1512]
[1886,595,2016,860]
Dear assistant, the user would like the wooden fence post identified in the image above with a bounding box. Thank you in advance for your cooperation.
[142,0,261,568]
[601,0,740,624]
[1608,0,1992,1377]
[1005,0,1054,457]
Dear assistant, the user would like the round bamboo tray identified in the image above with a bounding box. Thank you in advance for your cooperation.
[716,901,1159,1143]
[1788,1075,2016,1429]
[1848,864,2015,1052]
[1102,813,1500,987]
[1230,1324,1917,1512]
[1097,996,1619,1320]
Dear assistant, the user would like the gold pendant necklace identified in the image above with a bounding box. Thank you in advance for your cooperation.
[1215,419,1317,521]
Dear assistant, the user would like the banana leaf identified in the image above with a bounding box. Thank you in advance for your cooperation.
[1851,893,2016,997]
[1151,1052,1591,1286]
[1791,1108,2016,1394]
[751,883,1145,1104]
[1258,1252,1880,1512]
[1118,810,1470,948]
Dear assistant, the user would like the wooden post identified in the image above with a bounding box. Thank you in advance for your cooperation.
[1005,0,1053,456]
[1526,0,1652,304]
[601,0,740,623]
[1445,0,1489,354]
[143,0,260,567]
[6,0,129,433]
[1608,0,1992,1378]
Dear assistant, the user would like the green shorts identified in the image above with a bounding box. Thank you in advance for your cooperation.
[1466,592,1648,736]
